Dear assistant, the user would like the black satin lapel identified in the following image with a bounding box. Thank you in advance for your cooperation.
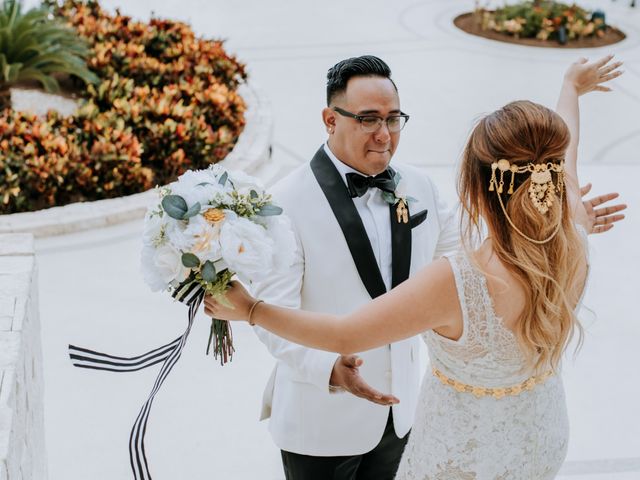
[390,202,412,288]
[310,147,387,299]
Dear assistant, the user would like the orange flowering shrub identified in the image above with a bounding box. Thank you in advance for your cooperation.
[0,0,247,214]
[477,1,606,42]
[0,109,151,211]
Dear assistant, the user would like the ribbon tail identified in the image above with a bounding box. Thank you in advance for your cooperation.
[128,288,205,479]
[68,338,182,372]
[70,281,206,479]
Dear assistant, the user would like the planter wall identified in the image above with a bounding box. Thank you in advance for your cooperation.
[0,234,47,480]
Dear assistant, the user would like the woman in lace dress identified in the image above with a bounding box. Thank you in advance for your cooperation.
[205,57,623,479]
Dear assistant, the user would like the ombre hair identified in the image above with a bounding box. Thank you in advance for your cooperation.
[458,100,587,372]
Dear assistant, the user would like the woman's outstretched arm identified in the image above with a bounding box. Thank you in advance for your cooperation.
[556,55,623,228]
[204,257,460,355]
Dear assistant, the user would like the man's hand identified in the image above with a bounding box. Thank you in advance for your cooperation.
[329,355,399,406]
[581,183,627,234]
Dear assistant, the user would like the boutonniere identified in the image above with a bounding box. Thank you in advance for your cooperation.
[381,171,417,224]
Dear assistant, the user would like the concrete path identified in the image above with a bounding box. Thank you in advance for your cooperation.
[30,0,640,478]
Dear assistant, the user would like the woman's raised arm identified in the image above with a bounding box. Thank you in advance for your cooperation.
[555,55,623,228]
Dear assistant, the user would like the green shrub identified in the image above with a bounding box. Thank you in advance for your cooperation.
[0,0,247,214]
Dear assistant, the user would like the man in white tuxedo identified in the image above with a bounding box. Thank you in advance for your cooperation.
[251,55,458,479]
[249,55,627,479]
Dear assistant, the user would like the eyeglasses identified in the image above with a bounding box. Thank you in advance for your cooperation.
[333,107,410,133]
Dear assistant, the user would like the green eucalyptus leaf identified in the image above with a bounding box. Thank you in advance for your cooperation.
[381,192,397,205]
[196,182,213,187]
[181,252,200,268]
[182,202,201,220]
[406,195,418,203]
[201,260,217,283]
[218,172,228,186]
[256,204,283,216]
[249,189,259,199]
[162,194,188,219]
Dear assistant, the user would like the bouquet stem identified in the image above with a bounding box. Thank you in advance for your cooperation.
[207,318,234,365]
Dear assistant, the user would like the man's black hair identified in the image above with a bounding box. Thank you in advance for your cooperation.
[326,55,397,106]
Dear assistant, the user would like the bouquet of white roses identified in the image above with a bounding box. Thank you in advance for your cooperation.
[140,164,295,364]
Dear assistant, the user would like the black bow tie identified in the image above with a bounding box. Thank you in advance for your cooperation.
[345,169,396,198]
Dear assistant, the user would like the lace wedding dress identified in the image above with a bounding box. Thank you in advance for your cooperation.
[396,250,575,480]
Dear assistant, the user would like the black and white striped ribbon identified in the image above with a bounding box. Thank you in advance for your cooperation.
[69,280,205,480]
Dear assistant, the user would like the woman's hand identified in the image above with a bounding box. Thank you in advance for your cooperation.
[204,281,257,322]
[563,54,623,96]
[580,183,627,234]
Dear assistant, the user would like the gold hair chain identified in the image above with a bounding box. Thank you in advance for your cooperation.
[489,159,565,245]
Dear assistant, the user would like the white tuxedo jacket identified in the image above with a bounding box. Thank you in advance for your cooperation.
[252,147,458,456]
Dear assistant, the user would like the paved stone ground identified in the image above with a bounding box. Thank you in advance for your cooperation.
[27,0,640,478]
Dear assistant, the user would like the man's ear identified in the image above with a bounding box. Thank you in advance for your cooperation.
[322,107,336,134]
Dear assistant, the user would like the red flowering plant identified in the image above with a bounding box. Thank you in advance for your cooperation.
[0,0,247,214]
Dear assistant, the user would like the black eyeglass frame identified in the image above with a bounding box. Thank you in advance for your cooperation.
[332,106,410,132]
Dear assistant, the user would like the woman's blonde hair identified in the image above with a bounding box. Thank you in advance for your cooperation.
[458,100,586,371]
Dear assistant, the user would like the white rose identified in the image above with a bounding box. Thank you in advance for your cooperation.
[182,215,222,263]
[140,244,188,292]
[256,214,297,271]
[207,163,226,178]
[142,211,165,246]
[141,245,168,292]
[170,169,225,207]
[164,217,191,251]
[155,244,189,286]
[220,217,274,282]
[194,183,227,207]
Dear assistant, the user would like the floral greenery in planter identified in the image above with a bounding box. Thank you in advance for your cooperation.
[476,1,606,42]
[0,0,247,214]
[0,109,151,211]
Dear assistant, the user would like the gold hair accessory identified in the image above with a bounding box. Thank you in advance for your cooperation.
[489,159,565,245]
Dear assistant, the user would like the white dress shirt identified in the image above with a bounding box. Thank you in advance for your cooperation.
[323,143,392,291]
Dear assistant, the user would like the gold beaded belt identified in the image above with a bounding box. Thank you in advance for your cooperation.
[432,367,553,399]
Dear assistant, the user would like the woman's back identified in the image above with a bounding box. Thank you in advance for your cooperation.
[427,250,552,389]
[395,249,574,479]
[474,237,588,335]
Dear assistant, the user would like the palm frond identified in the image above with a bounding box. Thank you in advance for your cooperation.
[16,66,60,92]
[0,0,96,93]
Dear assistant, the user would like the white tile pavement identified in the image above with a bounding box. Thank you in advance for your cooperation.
[26,1,640,479]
